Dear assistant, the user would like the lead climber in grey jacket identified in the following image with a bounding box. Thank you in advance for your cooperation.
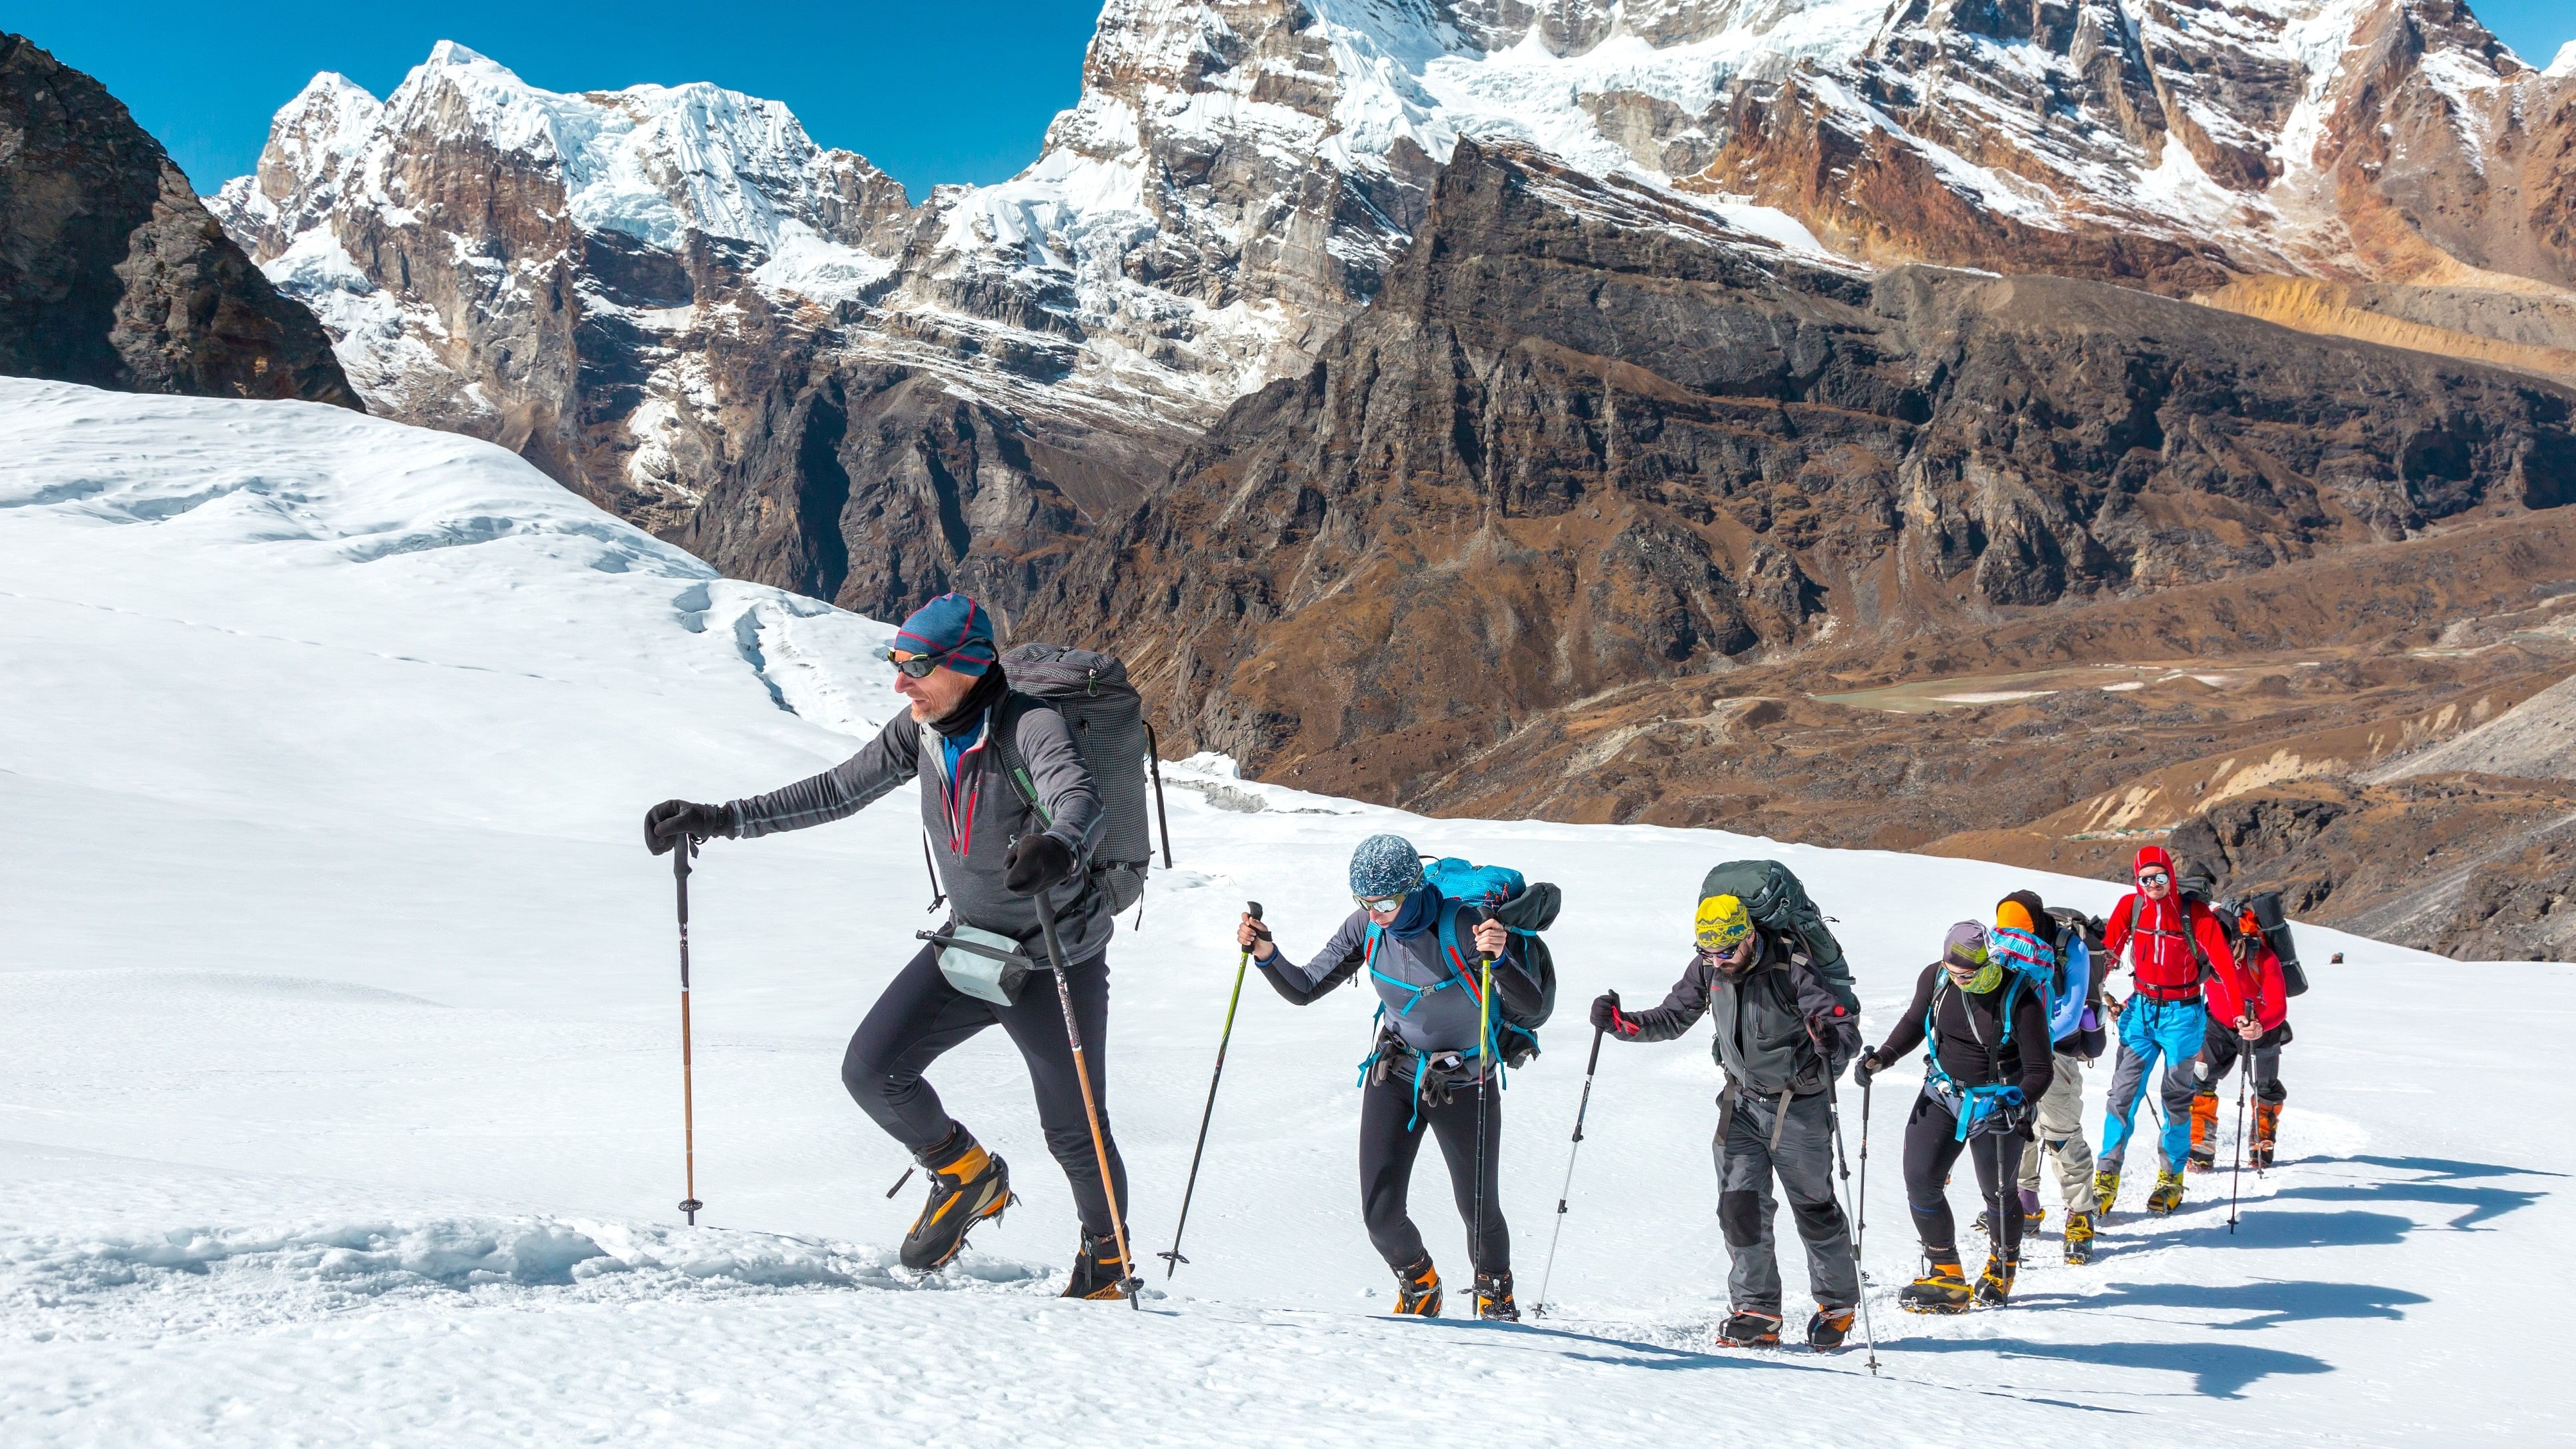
[1590,886,1863,1351]
[1237,833,1535,1321]
[643,593,1133,1298]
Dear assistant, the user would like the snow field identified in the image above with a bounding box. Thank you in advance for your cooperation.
[1,380,2568,1444]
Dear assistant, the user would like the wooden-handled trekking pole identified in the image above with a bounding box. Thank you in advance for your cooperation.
[1162,902,1261,1277]
[673,836,704,1226]
[1031,886,1142,1309]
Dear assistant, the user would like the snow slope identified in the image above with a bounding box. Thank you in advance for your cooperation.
[2,381,2568,1444]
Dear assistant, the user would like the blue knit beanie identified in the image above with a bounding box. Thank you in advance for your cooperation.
[1348,833,1425,898]
[884,593,997,676]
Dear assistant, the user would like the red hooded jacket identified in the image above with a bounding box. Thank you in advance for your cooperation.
[2203,908,2291,1033]
[2103,845,2233,999]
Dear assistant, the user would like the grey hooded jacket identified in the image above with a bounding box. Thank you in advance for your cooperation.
[725,693,1111,964]
[1615,928,1861,1100]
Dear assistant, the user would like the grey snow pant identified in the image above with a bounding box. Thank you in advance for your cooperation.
[1716,1087,1860,1315]
[2017,1050,2098,1216]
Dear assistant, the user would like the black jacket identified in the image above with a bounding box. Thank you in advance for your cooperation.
[1872,963,2055,1101]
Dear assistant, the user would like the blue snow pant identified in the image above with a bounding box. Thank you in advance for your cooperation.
[2098,995,2203,1174]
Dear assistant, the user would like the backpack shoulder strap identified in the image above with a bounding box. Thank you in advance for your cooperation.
[989,693,1046,822]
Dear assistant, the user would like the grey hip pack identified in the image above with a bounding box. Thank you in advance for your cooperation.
[919,922,1033,1006]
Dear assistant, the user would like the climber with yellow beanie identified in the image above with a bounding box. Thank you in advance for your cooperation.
[1589,880,1863,1350]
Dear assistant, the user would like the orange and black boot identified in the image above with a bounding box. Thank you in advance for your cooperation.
[1061,1230,1133,1300]
[899,1128,1013,1272]
[1717,1308,1784,1347]
[1393,1258,1443,1317]
[2252,1099,2283,1169]
[1900,1260,1972,1314]
[1474,1269,1520,1322]
[2187,1090,2220,1173]
[1806,1306,1857,1350]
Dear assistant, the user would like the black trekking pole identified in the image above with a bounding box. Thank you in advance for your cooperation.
[1031,886,1143,1310]
[2229,1033,2250,1234]
[1531,1024,1605,1318]
[1161,902,1262,1278]
[1854,1078,1879,1374]
[672,835,705,1226]
[1827,1080,1879,1376]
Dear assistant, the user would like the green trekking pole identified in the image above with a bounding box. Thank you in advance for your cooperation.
[1161,902,1262,1278]
[1471,950,1496,1296]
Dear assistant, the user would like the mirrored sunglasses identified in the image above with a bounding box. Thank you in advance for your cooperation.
[2137,869,2171,886]
[1353,892,1406,913]
[882,648,948,679]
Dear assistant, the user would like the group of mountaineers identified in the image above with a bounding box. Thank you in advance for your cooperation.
[643,592,2307,1346]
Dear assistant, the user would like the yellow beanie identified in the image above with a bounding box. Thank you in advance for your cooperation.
[1697,893,1754,952]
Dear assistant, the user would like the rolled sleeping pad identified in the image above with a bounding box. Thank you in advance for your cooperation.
[2245,890,2309,997]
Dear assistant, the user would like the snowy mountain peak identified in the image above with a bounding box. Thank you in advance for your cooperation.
[2551,39,2576,79]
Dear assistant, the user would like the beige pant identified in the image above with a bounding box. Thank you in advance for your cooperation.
[2019,1051,2098,1217]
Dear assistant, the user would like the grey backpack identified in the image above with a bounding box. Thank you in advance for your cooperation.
[995,644,1171,912]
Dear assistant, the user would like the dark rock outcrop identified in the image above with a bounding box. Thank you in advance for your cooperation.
[1022,141,2576,804]
[0,33,357,407]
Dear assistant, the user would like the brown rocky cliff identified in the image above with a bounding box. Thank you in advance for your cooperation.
[1023,139,2576,806]
[0,34,357,408]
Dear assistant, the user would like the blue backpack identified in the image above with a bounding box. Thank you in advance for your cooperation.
[1423,857,1560,1065]
[1990,924,2085,1044]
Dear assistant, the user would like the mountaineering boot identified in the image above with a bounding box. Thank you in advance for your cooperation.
[1393,1258,1443,1318]
[1806,1306,1857,1351]
[2063,1212,2096,1265]
[2252,1100,2282,1169]
[2188,1091,2220,1172]
[1899,1260,1973,1315]
[1716,1309,1784,1347]
[1473,1270,1520,1322]
[1975,1255,2017,1306]
[1059,1230,1132,1300]
[899,1129,1013,1272]
[2146,1168,2187,1215]
[2092,1166,2121,1214]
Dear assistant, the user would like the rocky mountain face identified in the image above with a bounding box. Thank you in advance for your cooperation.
[218,5,2576,628]
[0,34,355,408]
[2163,669,2576,960]
[1020,139,2576,804]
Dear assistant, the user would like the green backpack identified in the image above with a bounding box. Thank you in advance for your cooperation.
[1700,860,1861,1016]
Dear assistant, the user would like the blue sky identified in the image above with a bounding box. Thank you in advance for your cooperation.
[13,1,2574,198]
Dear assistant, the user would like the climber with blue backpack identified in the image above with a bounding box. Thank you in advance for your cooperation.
[1988,891,2108,1266]
[1856,920,2057,1312]
[1237,832,1556,1320]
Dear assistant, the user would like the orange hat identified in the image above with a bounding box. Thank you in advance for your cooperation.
[1995,898,2036,934]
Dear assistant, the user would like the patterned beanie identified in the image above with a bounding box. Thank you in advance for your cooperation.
[1348,834,1425,899]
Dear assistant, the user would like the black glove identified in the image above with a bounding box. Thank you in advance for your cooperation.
[1005,832,1076,895]
[645,799,733,854]
[1853,1050,1883,1088]
[1589,990,1627,1036]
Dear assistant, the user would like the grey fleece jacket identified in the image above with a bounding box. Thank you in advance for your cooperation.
[1263,902,1537,1060]
[725,693,1111,964]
